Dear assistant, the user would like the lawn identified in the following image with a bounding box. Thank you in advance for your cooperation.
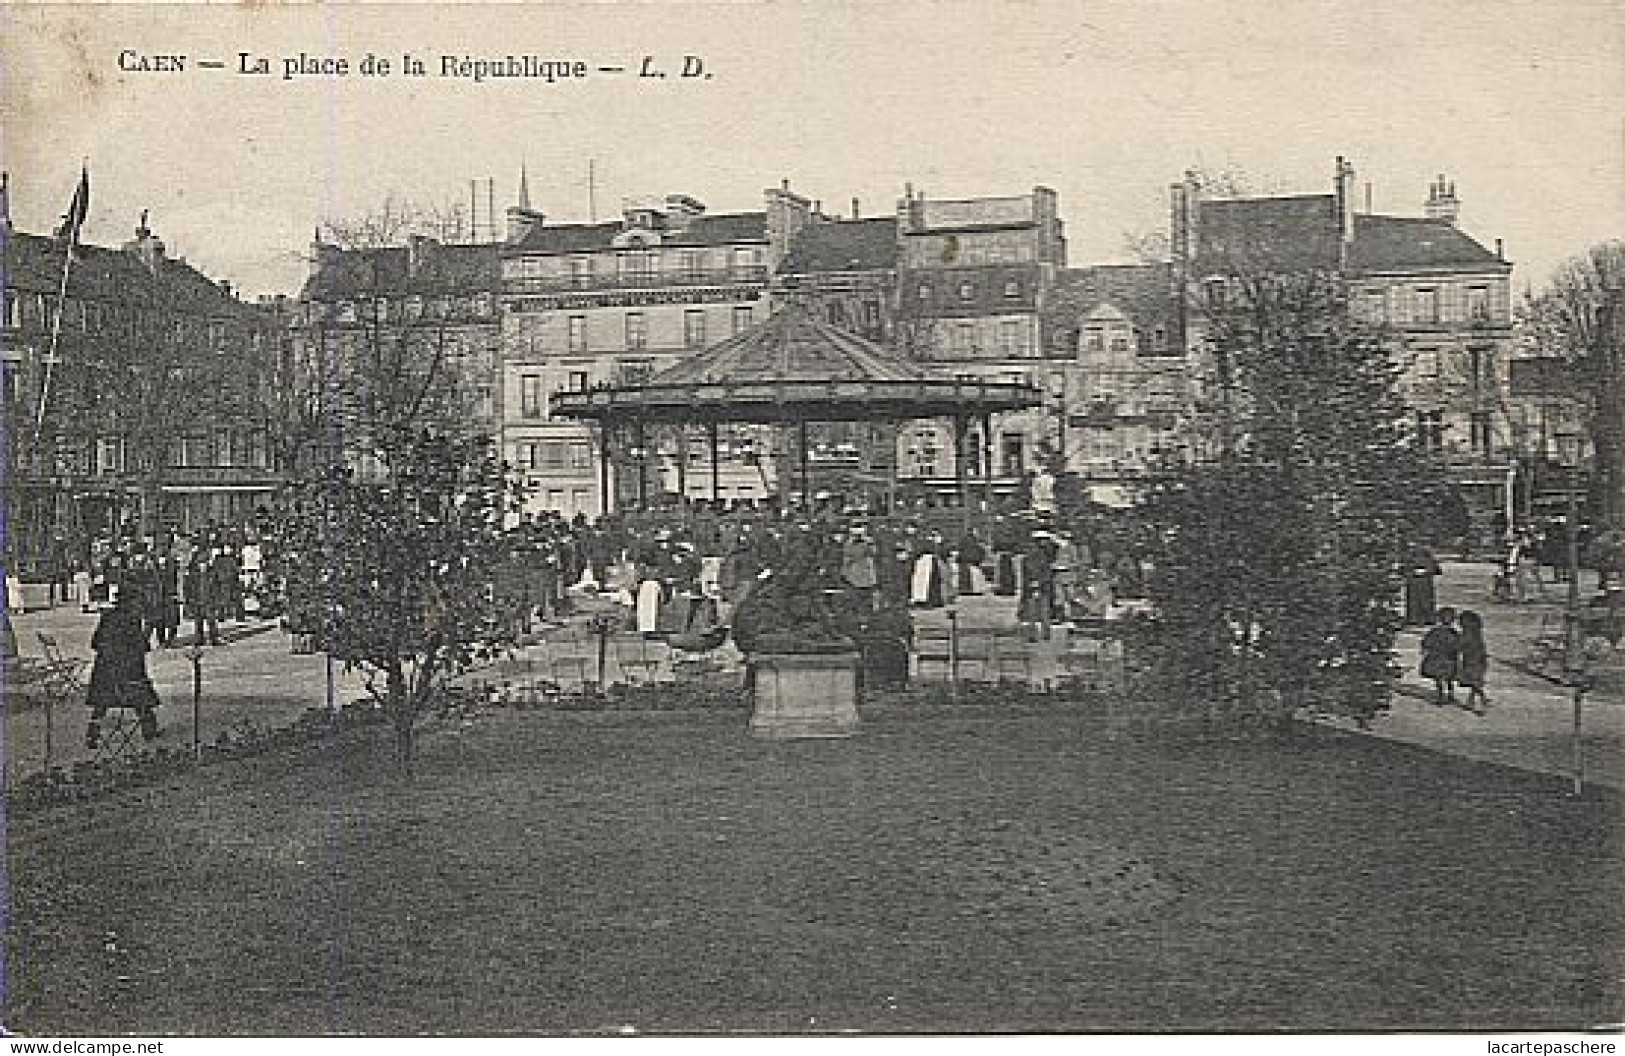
[5,707,1620,1034]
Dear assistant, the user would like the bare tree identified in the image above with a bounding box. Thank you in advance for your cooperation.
[1522,241,1625,530]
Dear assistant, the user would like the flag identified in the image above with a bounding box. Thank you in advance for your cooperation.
[54,165,89,248]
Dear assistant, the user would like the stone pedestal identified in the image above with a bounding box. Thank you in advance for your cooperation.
[747,651,861,739]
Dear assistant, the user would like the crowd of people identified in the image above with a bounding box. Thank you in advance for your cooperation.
[489,502,1152,647]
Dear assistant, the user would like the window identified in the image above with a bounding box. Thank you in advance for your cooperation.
[731,247,758,274]
[684,310,706,349]
[1365,290,1387,323]
[516,443,540,471]
[571,489,591,515]
[568,258,590,287]
[958,282,976,302]
[622,252,653,280]
[732,306,754,335]
[1109,325,1131,353]
[1000,433,1026,477]
[619,359,654,384]
[1415,409,1445,453]
[97,437,124,474]
[2,291,18,329]
[861,300,881,330]
[918,284,932,305]
[1151,326,1169,352]
[567,315,587,353]
[567,370,590,392]
[546,489,565,511]
[625,312,647,350]
[541,442,567,469]
[1003,280,1021,299]
[999,320,1022,356]
[1415,287,1439,324]
[1466,285,1490,321]
[520,374,545,418]
[910,428,941,476]
[681,251,705,279]
[569,443,592,470]
[1082,326,1105,353]
[1470,411,1492,455]
[952,323,976,354]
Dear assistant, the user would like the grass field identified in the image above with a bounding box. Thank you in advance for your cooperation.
[5,708,1620,1035]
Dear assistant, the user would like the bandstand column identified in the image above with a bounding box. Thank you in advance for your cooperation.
[634,418,648,510]
[952,413,968,506]
[981,411,995,508]
[707,420,721,502]
[798,416,810,505]
[598,417,614,517]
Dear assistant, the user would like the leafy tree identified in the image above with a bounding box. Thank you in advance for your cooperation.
[1136,270,1448,725]
[278,428,516,778]
[1522,241,1625,531]
[277,204,511,777]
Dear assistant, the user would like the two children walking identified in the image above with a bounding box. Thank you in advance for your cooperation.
[1419,606,1489,714]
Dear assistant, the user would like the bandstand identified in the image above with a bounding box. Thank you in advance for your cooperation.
[549,303,1043,515]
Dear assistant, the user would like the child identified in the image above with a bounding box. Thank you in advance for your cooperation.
[1456,609,1489,715]
[1419,607,1462,706]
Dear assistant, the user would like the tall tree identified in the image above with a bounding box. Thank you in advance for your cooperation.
[1522,241,1625,531]
[278,206,511,777]
[1137,270,1448,724]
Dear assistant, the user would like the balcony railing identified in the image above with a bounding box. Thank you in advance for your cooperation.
[508,266,769,293]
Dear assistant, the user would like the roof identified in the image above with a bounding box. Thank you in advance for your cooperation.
[2,229,262,317]
[1049,263,1183,355]
[1197,194,1342,272]
[1348,214,1507,272]
[778,217,897,274]
[505,211,768,255]
[301,241,500,299]
[1053,263,1178,320]
[1196,194,1508,274]
[549,303,1041,424]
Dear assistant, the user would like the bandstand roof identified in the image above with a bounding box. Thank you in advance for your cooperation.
[549,304,1043,425]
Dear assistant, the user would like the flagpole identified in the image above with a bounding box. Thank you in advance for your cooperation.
[31,241,74,447]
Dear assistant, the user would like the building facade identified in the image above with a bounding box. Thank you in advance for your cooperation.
[1045,263,1190,505]
[890,186,1069,492]
[1175,157,1516,517]
[290,233,502,473]
[2,188,285,567]
[500,185,813,515]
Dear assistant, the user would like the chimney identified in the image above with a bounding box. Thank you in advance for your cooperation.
[1170,169,1201,267]
[1424,174,1461,225]
[0,171,11,235]
[311,228,341,279]
[851,197,860,220]
[407,233,433,277]
[505,205,545,244]
[764,181,812,265]
[663,194,706,232]
[1333,156,1356,244]
[123,209,166,275]
[1495,238,1505,262]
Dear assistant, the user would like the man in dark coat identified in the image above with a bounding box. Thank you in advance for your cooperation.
[84,590,162,747]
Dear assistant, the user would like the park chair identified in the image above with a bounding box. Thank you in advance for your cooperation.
[543,629,597,689]
[1526,612,1569,674]
[990,631,1033,687]
[1058,637,1108,692]
[611,633,668,686]
[85,678,162,764]
[913,624,953,682]
[955,631,995,683]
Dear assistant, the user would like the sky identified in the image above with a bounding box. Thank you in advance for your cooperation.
[1,0,1620,299]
